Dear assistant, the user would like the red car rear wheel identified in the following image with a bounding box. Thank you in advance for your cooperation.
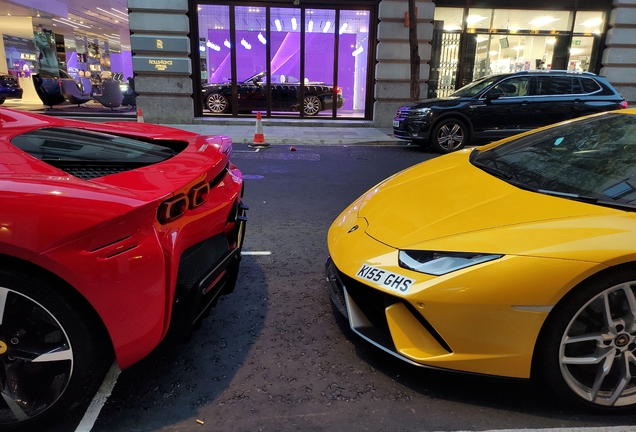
[0,267,113,430]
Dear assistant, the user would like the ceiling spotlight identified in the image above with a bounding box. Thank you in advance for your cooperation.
[224,39,231,48]
[323,21,331,33]
[291,17,297,31]
[206,40,221,51]
[258,32,267,44]
[529,16,559,26]
[308,20,314,33]
[339,22,348,34]
[275,19,282,31]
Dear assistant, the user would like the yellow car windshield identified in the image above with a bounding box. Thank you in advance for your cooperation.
[471,113,636,209]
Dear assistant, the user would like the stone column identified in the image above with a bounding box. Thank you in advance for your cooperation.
[128,0,193,123]
[600,0,636,106]
[374,0,434,127]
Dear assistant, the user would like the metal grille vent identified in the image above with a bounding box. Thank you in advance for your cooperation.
[62,165,131,180]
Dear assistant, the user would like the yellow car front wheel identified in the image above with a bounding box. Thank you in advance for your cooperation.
[536,266,636,411]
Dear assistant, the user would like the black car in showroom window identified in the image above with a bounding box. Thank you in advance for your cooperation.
[393,71,627,153]
[202,71,345,116]
[0,75,23,105]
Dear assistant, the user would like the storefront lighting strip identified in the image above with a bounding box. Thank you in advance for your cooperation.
[59,17,92,29]
[96,7,128,22]
[528,16,559,26]
[110,8,128,18]
[52,18,80,29]
[352,46,364,56]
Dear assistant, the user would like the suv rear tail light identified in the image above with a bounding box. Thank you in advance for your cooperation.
[189,183,210,209]
[158,195,189,224]
[620,101,628,109]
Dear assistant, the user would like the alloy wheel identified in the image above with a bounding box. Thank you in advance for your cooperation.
[436,122,465,152]
[559,281,636,407]
[206,93,229,113]
[303,95,321,116]
[0,286,73,423]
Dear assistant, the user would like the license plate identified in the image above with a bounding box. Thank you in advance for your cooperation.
[356,264,414,294]
[393,120,400,128]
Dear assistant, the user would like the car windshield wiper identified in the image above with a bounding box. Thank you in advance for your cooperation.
[470,160,512,180]
[538,189,636,211]
[538,189,598,203]
[471,159,541,192]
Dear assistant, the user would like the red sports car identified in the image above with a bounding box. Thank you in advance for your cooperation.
[0,108,247,429]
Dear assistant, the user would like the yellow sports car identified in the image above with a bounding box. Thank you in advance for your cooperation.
[326,108,636,411]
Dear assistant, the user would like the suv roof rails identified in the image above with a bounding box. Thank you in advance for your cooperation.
[513,70,597,76]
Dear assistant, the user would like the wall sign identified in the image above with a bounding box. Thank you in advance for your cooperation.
[131,35,190,53]
[132,57,191,74]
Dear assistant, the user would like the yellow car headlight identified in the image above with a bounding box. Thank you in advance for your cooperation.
[398,250,503,276]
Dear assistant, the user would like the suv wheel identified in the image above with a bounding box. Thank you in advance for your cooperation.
[431,119,467,153]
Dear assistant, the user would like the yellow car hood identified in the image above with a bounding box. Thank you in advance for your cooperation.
[359,150,635,261]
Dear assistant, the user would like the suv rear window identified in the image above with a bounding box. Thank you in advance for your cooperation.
[536,76,573,95]
[580,77,602,94]
[11,127,175,163]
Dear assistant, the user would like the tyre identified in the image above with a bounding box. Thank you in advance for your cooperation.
[303,95,321,116]
[0,98,5,106]
[430,118,468,153]
[535,267,636,411]
[205,93,229,114]
[0,267,113,430]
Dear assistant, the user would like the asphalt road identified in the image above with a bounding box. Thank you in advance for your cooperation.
[68,143,636,431]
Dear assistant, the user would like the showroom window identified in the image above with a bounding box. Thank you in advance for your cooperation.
[0,0,132,114]
[196,3,373,119]
[431,6,607,97]
[0,0,133,102]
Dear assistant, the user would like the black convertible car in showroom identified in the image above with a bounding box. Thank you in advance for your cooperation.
[202,72,344,116]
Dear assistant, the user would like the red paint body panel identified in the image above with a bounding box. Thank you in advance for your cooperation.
[0,108,244,369]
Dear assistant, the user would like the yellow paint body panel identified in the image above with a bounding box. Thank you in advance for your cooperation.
[327,118,636,378]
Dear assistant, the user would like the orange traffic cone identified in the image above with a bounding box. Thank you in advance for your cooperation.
[137,108,144,123]
[250,112,269,148]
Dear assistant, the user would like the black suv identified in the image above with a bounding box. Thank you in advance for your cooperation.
[393,71,627,153]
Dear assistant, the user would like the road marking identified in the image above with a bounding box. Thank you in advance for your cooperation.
[234,148,260,153]
[241,251,272,256]
[74,362,121,432]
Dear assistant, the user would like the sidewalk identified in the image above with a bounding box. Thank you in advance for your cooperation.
[165,118,404,146]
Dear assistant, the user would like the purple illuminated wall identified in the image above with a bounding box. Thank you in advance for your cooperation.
[108,52,133,80]
[206,30,356,109]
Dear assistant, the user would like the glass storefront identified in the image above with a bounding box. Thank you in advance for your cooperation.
[1,1,614,122]
[196,3,372,118]
[0,0,132,114]
[431,7,606,97]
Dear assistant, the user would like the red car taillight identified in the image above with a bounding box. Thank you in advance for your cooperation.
[158,194,189,224]
[189,183,210,208]
[620,101,628,109]
[337,86,343,95]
